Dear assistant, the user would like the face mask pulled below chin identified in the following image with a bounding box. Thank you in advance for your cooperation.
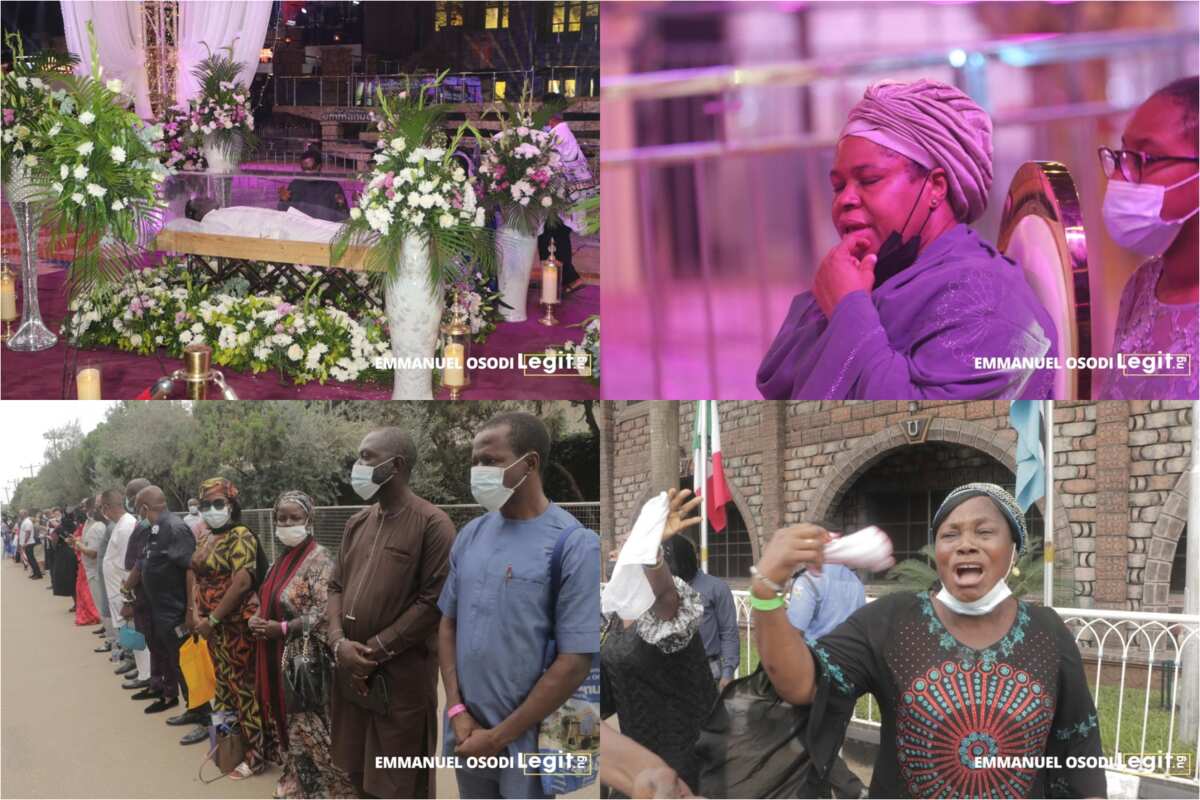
[871,172,934,289]
[471,454,532,513]
[1103,172,1199,256]
[935,550,1018,616]
[275,524,309,547]
[350,457,396,500]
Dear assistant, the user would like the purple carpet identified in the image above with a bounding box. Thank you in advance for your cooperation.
[1,266,598,400]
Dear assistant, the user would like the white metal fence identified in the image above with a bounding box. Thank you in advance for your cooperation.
[730,590,1200,786]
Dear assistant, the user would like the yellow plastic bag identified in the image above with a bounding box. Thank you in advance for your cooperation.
[179,634,217,710]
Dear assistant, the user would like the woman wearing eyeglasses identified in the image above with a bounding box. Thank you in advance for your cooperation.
[1098,76,1198,400]
[188,476,273,779]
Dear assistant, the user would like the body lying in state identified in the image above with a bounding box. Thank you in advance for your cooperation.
[166,204,345,245]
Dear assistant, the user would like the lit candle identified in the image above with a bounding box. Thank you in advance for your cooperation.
[542,262,558,304]
[0,269,16,321]
[76,367,102,400]
[444,343,466,388]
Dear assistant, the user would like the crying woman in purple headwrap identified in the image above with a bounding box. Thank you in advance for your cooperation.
[757,79,1060,400]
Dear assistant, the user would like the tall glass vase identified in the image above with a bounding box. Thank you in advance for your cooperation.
[7,190,57,351]
[384,234,443,399]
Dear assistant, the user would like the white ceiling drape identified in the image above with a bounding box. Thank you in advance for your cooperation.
[175,0,273,109]
[60,0,154,118]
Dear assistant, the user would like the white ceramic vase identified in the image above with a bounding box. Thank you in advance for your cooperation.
[496,221,540,323]
[384,234,443,399]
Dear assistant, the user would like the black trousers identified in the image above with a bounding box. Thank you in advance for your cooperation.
[25,544,42,577]
[151,620,185,701]
[537,219,581,286]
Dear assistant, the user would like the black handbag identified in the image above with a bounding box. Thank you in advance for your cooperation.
[281,617,333,714]
[695,665,826,799]
[339,667,389,716]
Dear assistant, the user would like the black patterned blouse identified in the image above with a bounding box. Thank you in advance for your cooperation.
[805,591,1105,798]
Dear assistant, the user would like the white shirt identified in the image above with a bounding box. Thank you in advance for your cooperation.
[19,518,34,547]
[103,512,136,601]
[80,520,107,577]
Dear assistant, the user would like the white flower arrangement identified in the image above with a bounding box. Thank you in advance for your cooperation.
[190,42,257,151]
[477,93,572,236]
[332,72,494,286]
[63,259,393,385]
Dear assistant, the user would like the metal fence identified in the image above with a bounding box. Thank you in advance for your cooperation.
[242,502,600,564]
[729,590,1200,787]
[274,67,600,107]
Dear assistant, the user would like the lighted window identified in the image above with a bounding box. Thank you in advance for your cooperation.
[568,2,582,31]
[484,1,509,30]
[547,79,562,94]
[551,3,565,33]
[494,79,506,99]
[551,2,583,33]
[585,1,598,17]
[563,78,576,97]
[435,1,464,31]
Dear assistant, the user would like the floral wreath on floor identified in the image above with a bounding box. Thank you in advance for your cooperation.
[155,105,207,171]
[543,314,599,384]
[61,257,509,386]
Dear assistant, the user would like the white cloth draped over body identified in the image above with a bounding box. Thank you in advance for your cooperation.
[60,0,272,117]
[165,205,345,243]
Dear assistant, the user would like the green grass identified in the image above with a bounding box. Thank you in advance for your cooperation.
[1093,683,1199,767]
[736,633,1198,772]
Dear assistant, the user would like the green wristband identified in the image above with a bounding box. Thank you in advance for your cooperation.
[209,613,222,625]
[750,595,786,612]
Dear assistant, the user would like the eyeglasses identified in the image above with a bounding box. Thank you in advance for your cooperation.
[1098,147,1199,184]
[198,499,228,512]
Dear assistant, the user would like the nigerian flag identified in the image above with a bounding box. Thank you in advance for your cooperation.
[692,400,732,532]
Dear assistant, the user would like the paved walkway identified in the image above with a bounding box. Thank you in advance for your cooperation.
[1,554,597,799]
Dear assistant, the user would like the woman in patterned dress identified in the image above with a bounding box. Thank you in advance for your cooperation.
[753,483,1106,798]
[250,490,355,799]
[189,476,272,778]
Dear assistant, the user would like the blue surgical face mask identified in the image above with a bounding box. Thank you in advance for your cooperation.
[470,453,532,513]
[351,456,397,501]
[1103,171,1199,256]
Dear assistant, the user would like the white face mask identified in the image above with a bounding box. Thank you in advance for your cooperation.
[202,508,230,530]
[350,457,396,501]
[1102,172,1199,256]
[935,548,1018,616]
[188,506,199,515]
[470,453,532,513]
[274,524,309,547]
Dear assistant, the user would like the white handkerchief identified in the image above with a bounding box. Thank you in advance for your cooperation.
[824,525,895,572]
[601,492,669,621]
